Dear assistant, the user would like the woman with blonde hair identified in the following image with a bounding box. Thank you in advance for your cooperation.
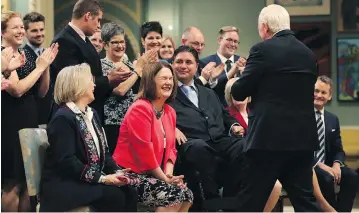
[159,35,175,60]
[40,63,137,212]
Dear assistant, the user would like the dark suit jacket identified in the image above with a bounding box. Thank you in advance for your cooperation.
[231,30,319,152]
[170,82,237,142]
[323,110,346,166]
[49,25,113,122]
[40,106,120,211]
[201,54,240,106]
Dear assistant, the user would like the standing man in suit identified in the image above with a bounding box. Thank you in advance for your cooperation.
[49,0,131,123]
[313,75,358,212]
[201,26,244,106]
[170,45,245,202]
[23,12,50,125]
[230,5,320,211]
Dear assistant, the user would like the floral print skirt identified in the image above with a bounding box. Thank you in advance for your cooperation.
[129,172,193,208]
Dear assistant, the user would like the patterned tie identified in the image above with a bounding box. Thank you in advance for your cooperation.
[225,59,232,73]
[315,111,325,164]
[181,85,198,107]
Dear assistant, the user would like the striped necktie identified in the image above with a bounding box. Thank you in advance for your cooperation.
[315,111,325,164]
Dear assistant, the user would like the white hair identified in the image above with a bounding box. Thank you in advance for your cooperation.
[258,4,290,34]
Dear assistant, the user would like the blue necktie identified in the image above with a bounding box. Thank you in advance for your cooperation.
[181,85,198,107]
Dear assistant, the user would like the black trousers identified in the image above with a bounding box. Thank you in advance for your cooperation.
[177,136,245,200]
[315,165,358,212]
[91,185,137,212]
[206,150,321,212]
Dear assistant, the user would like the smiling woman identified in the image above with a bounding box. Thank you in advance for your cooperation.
[112,62,193,212]
[140,21,163,55]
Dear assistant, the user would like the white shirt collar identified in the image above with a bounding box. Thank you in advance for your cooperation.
[68,22,86,41]
[314,107,325,115]
[178,79,198,92]
[27,42,43,56]
[217,51,234,64]
[66,102,93,120]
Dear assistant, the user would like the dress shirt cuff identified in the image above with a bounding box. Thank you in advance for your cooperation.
[98,175,106,184]
[228,123,241,136]
[198,76,208,85]
[209,78,218,88]
[333,160,345,167]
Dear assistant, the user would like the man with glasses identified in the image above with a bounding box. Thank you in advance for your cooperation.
[201,26,244,106]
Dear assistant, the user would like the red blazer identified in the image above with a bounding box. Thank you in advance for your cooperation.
[113,99,177,174]
[227,106,249,133]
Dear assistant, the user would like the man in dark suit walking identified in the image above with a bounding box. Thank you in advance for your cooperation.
[313,76,358,212]
[201,26,244,106]
[170,46,245,205]
[230,4,320,212]
[49,0,131,123]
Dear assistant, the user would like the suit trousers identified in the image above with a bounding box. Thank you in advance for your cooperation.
[315,165,358,212]
[205,150,321,212]
[177,136,245,200]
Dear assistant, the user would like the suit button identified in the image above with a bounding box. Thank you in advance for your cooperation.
[205,116,209,120]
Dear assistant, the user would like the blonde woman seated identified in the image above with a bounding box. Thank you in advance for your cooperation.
[40,63,137,212]
[113,62,193,212]
[225,78,336,212]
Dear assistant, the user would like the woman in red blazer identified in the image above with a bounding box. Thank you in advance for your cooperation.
[113,62,193,212]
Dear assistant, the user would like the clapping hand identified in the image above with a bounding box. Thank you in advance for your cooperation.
[36,43,59,71]
[5,50,26,72]
[209,63,225,81]
[236,57,247,73]
[201,62,216,81]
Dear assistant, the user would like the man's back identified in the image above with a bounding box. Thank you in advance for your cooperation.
[232,30,319,151]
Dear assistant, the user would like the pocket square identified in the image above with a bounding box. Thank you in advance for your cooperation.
[332,129,336,132]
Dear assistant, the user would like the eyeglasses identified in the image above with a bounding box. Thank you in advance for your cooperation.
[223,38,240,45]
[109,40,125,46]
[190,41,205,48]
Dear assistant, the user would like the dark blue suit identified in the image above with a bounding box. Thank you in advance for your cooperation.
[315,110,358,212]
[201,54,240,106]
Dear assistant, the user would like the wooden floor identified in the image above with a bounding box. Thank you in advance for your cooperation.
[283,192,359,212]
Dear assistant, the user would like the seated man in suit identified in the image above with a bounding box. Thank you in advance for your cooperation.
[49,0,131,123]
[313,75,359,212]
[170,45,245,201]
[201,26,245,106]
[180,27,224,87]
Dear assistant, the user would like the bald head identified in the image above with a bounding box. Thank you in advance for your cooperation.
[181,27,205,55]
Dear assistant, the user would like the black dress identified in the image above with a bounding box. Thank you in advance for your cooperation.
[1,47,39,191]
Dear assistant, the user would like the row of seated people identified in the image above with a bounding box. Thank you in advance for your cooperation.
[39,45,357,212]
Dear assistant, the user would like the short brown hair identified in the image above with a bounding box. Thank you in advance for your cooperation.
[137,62,178,103]
[72,0,102,20]
[218,26,239,38]
[23,12,45,30]
[1,11,21,32]
[317,75,333,94]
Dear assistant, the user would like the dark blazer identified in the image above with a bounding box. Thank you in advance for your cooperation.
[40,106,120,211]
[201,53,240,106]
[49,25,113,122]
[231,30,319,152]
[323,110,346,166]
[170,82,237,142]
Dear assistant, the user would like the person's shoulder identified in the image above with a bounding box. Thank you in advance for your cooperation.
[201,54,217,64]
[129,99,153,112]
[324,110,339,120]
[48,106,76,126]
